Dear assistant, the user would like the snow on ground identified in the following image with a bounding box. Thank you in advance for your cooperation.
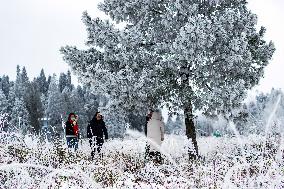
[0,130,284,188]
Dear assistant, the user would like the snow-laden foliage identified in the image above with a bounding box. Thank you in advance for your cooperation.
[60,0,275,155]
[1,129,284,188]
[61,0,275,119]
[0,113,8,132]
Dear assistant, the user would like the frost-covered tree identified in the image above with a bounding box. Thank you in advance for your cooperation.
[128,113,144,132]
[83,87,100,121]
[46,76,65,131]
[59,71,74,93]
[59,73,68,93]
[62,87,73,114]
[100,99,126,138]
[165,115,184,134]
[196,114,214,136]
[36,69,49,95]
[21,67,29,92]
[165,115,175,134]
[24,81,44,134]
[14,65,30,99]
[255,89,284,134]
[61,0,275,158]
[67,70,73,90]
[0,89,8,116]
[10,97,30,133]
[173,115,185,134]
[0,75,10,98]
[14,65,22,98]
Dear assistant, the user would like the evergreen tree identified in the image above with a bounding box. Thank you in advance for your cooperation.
[76,85,85,100]
[21,67,29,92]
[172,115,185,135]
[7,84,16,120]
[196,115,214,137]
[59,73,68,93]
[67,70,73,90]
[71,87,88,137]
[46,76,65,132]
[36,69,49,95]
[61,0,275,158]
[165,115,175,134]
[0,89,9,115]
[40,94,48,115]
[62,86,73,114]
[128,113,144,131]
[0,75,10,98]
[24,81,44,135]
[47,75,52,87]
[83,88,99,121]
[10,97,30,134]
[101,99,126,138]
[14,65,22,98]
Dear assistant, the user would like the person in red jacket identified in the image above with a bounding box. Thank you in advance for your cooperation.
[65,113,79,150]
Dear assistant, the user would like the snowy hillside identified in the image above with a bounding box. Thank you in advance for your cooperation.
[0,130,283,188]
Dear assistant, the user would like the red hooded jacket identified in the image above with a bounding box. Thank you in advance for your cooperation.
[66,113,79,137]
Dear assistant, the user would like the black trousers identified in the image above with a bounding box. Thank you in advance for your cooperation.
[89,138,103,159]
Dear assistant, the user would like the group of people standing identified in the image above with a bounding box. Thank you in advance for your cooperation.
[65,109,165,163]
[65,112,108,159]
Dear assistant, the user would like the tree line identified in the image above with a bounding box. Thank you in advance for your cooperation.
[0,67,185,138]
[0,66,101,138]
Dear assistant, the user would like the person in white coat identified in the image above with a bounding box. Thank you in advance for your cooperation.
[146,111,165,163]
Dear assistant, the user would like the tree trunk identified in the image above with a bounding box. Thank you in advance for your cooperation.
[184,101,198,160]
[180,64,198,159]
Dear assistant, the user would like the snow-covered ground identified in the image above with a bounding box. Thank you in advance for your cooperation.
[0,130,284,188]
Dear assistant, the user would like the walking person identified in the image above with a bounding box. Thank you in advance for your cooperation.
[145,111,165,164]
[87,112,108,160]
[65,113,79,151]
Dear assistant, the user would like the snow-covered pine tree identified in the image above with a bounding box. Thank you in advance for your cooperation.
[59,73,68,93]
[62,86,73,115]
[0,75,10,98]
[173,115,185,135]
[36,69,49,95]
[71,87,88,136]
[0,89,8,116]
[10,97,30,134]
[165,115,175,134]
[24,81,44,135]
[196,114,214,136]
[20,67,29,94]
[66,70,73,91]
[46,75,65,135]
[83,87,100,121]
[61,0,275,158]
[260,89,284,135]
[14,65,22,98]
[128,113,144,132]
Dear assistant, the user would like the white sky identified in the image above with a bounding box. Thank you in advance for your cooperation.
[0,0,283,93]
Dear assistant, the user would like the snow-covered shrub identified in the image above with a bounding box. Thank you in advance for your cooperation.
[0,129,284,188]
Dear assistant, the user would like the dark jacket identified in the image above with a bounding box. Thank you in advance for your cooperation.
[66,121,76,136]
[87,119,108,142]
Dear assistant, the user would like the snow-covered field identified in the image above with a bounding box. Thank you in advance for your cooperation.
[0,130,284,189]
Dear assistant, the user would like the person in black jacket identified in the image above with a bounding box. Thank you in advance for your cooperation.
[87,112,108,159]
